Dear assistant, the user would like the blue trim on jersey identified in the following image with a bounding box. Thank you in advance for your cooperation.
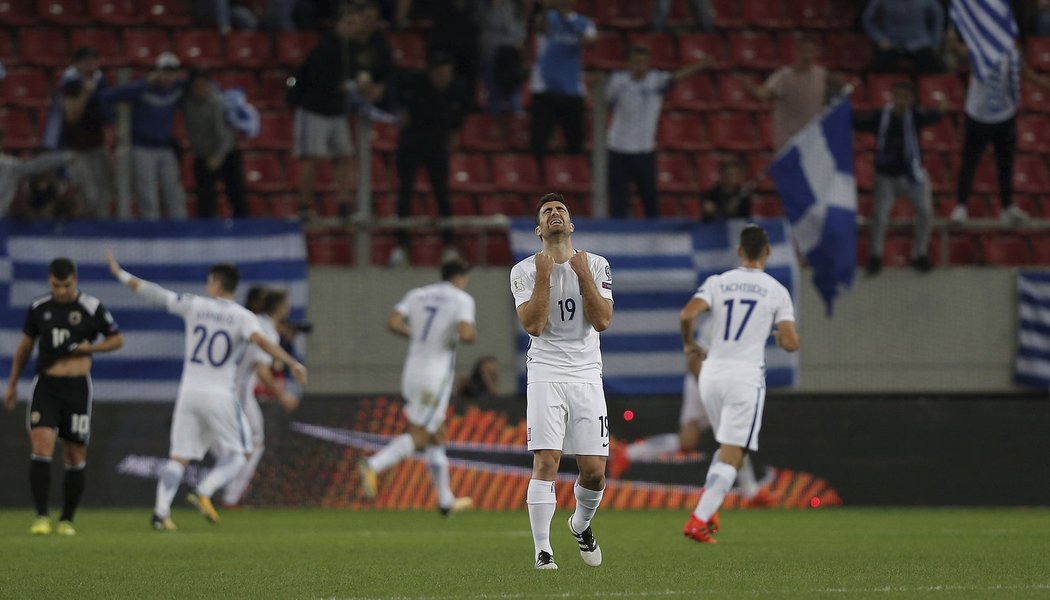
[744,386,764,449]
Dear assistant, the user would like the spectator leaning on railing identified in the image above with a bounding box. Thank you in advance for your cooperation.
[183,68,248,219]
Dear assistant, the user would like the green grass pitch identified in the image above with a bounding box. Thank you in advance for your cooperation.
[2,508,1048,599]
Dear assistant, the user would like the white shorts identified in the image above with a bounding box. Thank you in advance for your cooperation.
[526,382,609,456]
[698,372,765,452]
[679,373,710,429]
[402,369,455,434]
[242,394,264,447]
[170,389,251,460]
[293,108,353,159]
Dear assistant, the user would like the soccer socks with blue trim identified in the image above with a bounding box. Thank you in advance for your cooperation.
[197,453,247,498]
[368,434,415,474]
[526,479,557,556]
[60,462,86,522]
[154,460,186,519]
[29,455,51,517]
[570,480,604,533]
[425,446,455,509]
[222,445,264,506]
[694,461,737,522]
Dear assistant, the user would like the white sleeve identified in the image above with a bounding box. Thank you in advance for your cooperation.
[162,290,194,317]
[657,70,673,93]
[510,263,535,308]
[591,255,613,301]
[694,275,716,306]
[241,312,265,343]
[393,291,411,316]
[774,286,796,324]
[458,294,477,325]
[605,72,626,103]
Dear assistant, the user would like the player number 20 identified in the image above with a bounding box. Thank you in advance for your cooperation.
[558,298,576,321]
[190,325,233,367]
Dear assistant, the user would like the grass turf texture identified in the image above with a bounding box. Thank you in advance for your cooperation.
[1,508,1048,599]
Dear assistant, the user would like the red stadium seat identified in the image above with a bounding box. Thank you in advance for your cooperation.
[747,153,776,191]
[1021,80,1050,113]
[825,32,872,72]
[123,29,171,67]
[657,153,699,193]
[485,234,513,266]
[629,33,677,69]
[743,0,796,29]
[795,0,848,29]
[920,117,957,151]
[664,0,696,28]
[982,236,1030,266]
[287,157,336,193]
[710,0,744,28]
[369,233,398,266]
[0,0,35,25]
[1013,155,1049,193]
[1017,115,1050,152]
[226,32,272,68]
[249,112,292,150]
[492,154,541,193]
[694,154,722,189]
[880,236,914,267]
[658,112,710,151]
[70,29,121,67]
[757,112,775,150]
[854,153,874,191]
[543,155,590,194]
[389,31,425,70]
[1013,195,1041,217]
[1026,38,1050,72]
[411,235,444,267]
[448,194,476,216]
[678,34,729,67]
[174,30,224,68]
[277,32,320,67]
[369,120,397,153]
[243,154,289,193]
[308,235,354,266]
[0,30,16,67]
[460,114,505,152]
[0,109,39,149]
[258,71,288,108]
[2,69,50,109]
[667,74,718,110]
[449,154,495,193]
[477,193,527,217]
[39,0,85,25]
[918,74,965,111]
[143,0,191,26]
[1031,237,1050,265]
[87,0,143,25]
[856,194,873,218]
[751,195,783,217]
[728,31,779,70]
[709,112,759,151]
[930,233,978,266]
[718,74,769,111]
[923,155,951,193]
[19,28,68,67]
[592,0,652,29]
[584,31,626,70]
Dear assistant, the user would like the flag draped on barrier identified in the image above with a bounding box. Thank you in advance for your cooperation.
[769,97,856,314]
[950,0,1019,83]
[509,218,800,395]
[1016,271,1050,389]
[0,220,307,402]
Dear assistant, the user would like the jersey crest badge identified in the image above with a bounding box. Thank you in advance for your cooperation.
[69,311,82,325]
[512,278,526,293]
[43,311,51,321]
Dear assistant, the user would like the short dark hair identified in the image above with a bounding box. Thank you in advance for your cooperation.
[441,259,471,281]
[740,224,769,260]
[244,285,268,313]
[208,263,239,293]
[49,258,77,279]
[535,193,567,225]
[262,288,289,315]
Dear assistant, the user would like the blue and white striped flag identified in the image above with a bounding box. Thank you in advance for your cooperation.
[950,0,1019,83]
[0,220,307,402]
[1016,272,1050,389]
[510,218,800,395]
[769,97,856,315]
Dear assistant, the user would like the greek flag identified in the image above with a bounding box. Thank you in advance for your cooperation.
[509,219,800,395]
[0,220,307,402]
[950,0,1019,83]
[769,97,856,314]
[1016,272,1050,389]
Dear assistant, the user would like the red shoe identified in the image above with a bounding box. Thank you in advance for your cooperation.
[745,488,780,508]
[682,514,718,544]
[608,445,631,480]
[708,511,720,534]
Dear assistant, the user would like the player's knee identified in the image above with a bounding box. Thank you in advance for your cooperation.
[532,452,560,477]
[578,470,605,490]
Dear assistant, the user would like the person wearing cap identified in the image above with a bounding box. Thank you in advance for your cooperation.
[183,68,248,219]
[101,52,187,220]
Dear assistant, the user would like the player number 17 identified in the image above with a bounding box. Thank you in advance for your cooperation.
[723,299,757,341]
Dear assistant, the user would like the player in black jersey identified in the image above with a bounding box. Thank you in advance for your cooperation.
[3,258,123,536]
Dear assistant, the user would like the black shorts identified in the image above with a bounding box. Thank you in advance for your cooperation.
[28,374,93,445]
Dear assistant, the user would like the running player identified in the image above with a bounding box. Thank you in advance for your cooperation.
[3,258,124,536]
[679,224,799,544]
[358,260,476,516]
[511,193,614,570]
[105,250,306,531]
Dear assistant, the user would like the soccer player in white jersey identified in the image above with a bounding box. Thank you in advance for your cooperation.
[105,250,307,531]
[511,193,614,570]
[358,260,476,516]
[679,224,798,544]
[222,288,299,508]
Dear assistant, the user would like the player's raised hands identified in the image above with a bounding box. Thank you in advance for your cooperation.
[104,248,122,278]
[534,252,555,278]
[569,250,590,278]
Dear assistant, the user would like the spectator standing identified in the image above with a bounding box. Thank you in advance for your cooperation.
[605,45,709,219]
[743,37,829,151]
[478,0,531,121]
[700,157,752,221]
[529,0,597,174]
[426,0,482,108]
[862,0,946,74]
[854,81,944,275]
[390,54,469,266]
[101,53,187,220]
[59,47,116,219]
[183,69,248,219]
[652,0,712,32]
[1,130,73,216]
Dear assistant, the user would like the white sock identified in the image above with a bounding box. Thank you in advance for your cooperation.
[526,479,557,556]
[570,480,604,533]
[367,434,415,474]
[425,446,455,509]
[694,462,737,522]
[737,455,759,500]
[222,445,264,506]
[154,460,185,518]
[196,453,247,497]
[626,433,680,461]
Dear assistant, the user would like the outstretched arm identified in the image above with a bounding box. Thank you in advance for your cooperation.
[250,333,307,385]
[106,249,178,307]
[254,363,299,412]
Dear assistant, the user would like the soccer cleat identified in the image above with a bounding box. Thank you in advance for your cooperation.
[56,521,76,536]
[358,459,378,500]
[30,516,52,536]
[151,514,177,531]
[744,488,780,508]
[708,511,720,534]
[608,445,631,480]
[682,514,718,544]
[187,493,220,524]
[568,516,602,567]
[439,496,474,517]
[950,204,968,223]
[535,550,558,570]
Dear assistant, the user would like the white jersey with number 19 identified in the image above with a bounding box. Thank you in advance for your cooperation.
[166,294,264,395]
